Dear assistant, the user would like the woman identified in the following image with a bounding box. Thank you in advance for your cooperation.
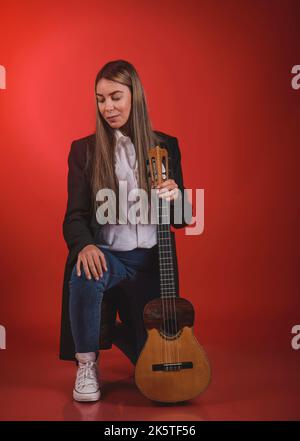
[59,59,190,402]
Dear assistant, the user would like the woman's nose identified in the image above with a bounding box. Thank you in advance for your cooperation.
[105,102,114,113]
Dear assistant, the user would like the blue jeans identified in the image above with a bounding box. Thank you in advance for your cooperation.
[69,244,160,363]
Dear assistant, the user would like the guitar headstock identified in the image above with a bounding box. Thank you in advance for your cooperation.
[147,146,169,187]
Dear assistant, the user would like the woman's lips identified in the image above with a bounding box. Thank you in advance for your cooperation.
[107,115,119,120]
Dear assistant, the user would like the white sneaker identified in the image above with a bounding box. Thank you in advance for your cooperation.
[73,360,101,402]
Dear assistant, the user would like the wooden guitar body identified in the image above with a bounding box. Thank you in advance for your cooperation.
[134,144,211,403]
[135,298,211,403]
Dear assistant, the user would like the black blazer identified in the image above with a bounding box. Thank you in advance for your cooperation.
[59,131,191,361]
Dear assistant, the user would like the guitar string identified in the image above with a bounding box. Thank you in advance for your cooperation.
[162,196,179,368]
[151,154,180,369]
[147,157,166,367]
[158,195,180,367]
[160,199,172,366]
[156,199,167,361]
[164,156,180,368]
[159,197,172,366]
[157,196,168,366]
[158,163,179,363]
[163,196,179,368]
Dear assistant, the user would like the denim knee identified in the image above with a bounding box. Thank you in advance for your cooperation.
[69,262,108,292]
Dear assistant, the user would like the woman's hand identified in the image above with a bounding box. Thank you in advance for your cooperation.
[76,244,108,281]
[156,179,179,201]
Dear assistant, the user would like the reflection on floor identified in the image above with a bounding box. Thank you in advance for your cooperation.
[0,331,299,421]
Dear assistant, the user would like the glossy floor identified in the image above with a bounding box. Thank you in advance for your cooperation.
[0,333,299,421]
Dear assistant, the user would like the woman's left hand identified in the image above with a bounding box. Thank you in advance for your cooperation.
[155,179,179,202]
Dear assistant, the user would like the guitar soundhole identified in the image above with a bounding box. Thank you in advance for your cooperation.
[159,318,181,339]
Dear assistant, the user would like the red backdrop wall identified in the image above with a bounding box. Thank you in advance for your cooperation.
[0,0,300,420]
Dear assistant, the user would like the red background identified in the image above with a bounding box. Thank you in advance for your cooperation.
[0,0,300,420]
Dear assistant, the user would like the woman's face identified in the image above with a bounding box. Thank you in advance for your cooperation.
[96,78,132,129]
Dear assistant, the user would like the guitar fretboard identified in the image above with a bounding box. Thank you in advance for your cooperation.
[157,197,176,299]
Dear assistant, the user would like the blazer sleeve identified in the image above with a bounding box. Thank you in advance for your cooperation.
[62,140,96,261]
[169,137,193,229]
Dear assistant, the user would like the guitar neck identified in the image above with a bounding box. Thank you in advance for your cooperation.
[157,197,177,299]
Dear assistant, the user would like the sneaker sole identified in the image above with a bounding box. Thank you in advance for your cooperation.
[73,388,101,402]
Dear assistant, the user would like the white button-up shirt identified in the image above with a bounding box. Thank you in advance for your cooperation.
[95,129,158,251]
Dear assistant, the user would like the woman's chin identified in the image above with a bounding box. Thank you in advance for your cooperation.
[107,121,122,128]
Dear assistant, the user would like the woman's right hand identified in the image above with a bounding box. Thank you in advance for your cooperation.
[76,244,108,281]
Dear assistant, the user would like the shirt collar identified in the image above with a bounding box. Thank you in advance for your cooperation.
[114,129,130,143]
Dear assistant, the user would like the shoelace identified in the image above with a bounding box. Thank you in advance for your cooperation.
[76,361,99,390]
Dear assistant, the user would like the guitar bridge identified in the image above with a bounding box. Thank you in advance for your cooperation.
[152,362,193,372]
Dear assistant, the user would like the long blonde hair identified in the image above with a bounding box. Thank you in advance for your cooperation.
[86,59,164,219]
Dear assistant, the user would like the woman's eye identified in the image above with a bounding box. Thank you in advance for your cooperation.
[97,97,121,103]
